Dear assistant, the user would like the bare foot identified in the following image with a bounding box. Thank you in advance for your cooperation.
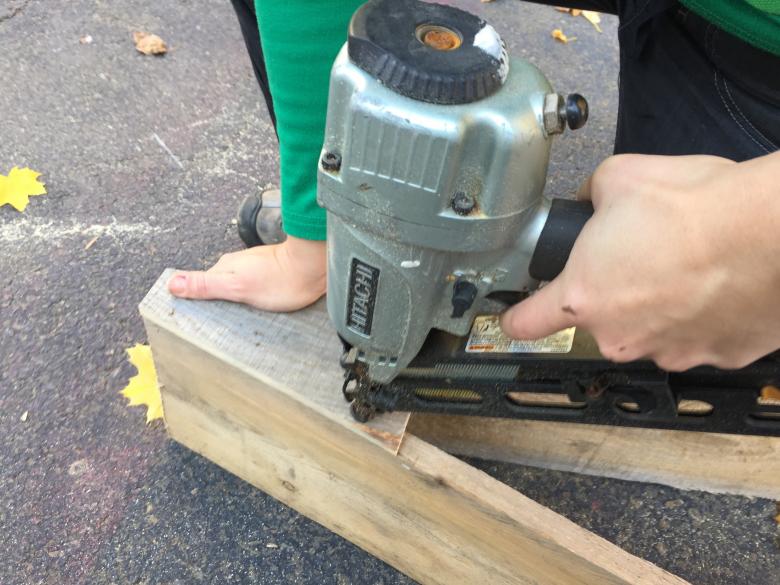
[168,236,326,312]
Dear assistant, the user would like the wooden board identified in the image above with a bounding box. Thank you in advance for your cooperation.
[409,415,780,499]
[141,270,688,585]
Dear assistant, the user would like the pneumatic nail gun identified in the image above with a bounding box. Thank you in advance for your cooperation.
[317,0,780,435]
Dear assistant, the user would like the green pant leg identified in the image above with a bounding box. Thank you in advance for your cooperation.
[254,0,364,240]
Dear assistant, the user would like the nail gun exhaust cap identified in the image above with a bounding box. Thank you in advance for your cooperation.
[348,0,508,105]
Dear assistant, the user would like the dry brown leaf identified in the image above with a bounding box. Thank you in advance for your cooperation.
[133,31,167,56]
[551,29,576,44]
[582,10,603,32]
[555,7,603,33]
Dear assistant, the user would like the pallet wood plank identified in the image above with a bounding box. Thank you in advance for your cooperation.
[140,270,687,585]
[140,270,408,453]
[408,412,780,499]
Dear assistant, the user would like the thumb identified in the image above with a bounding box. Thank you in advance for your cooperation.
[168,270,243,303]
[500,278,576,340]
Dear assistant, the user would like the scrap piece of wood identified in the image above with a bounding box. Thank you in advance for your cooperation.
[140,270,687,585]
[408,414,780,499]
[142,270,408,454]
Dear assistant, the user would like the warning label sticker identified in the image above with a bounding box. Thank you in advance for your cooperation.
[465,315,575,354]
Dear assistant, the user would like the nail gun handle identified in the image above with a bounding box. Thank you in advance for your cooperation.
[528,199,594,281]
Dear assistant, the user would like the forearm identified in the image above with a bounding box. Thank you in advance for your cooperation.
[743,150,780,243]
[734,151,780,294]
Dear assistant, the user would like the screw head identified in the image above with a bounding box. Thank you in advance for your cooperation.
[451,191,475,215]
[321,151,342,172]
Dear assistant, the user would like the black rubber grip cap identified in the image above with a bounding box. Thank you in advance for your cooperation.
[348,0,507,104]
[528,199,594,281]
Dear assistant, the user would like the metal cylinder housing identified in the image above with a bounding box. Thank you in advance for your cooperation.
[318,45,556,383]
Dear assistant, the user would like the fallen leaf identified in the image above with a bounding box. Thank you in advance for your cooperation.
[79,34,93,44]
[133,31,167,56]
[554,7,602,32]
[0,166,47,212]
[582,10,602,32]
[120,344,164,423]
[551,29,576,44]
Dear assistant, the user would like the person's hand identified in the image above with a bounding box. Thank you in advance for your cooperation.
[501,152,780,371]
[168,235,327,312]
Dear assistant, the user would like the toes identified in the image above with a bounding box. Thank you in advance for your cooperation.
[168,271,243,302]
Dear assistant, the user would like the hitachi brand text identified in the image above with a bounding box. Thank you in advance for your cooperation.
[346,259,379,336]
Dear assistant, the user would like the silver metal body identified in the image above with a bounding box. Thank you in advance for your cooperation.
[318,45,557,384]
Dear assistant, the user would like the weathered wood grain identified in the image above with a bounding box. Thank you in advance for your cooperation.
[409,414,780,499]
[140,269,409,453]
[141,269,688,585]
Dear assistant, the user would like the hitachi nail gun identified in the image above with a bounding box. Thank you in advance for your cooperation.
[317,0,780,435]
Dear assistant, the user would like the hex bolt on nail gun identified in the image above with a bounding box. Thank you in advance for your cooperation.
[317,0,780,435]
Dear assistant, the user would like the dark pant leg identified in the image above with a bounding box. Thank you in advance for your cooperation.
[229,0,277,134]
[613,3,779,161]
[527,1,779,160]
[522,1,619,14]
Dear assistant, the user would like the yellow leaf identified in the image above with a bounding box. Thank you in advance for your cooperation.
[120,344,164,423]
[133,31,167,56]
[582,10,603,33]
[551,29,576,44]
[0,166,47,212]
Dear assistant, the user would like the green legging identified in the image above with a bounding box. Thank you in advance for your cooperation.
[254,0,364,240]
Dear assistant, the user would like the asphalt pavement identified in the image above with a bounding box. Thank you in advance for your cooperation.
[1,1,777,584]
